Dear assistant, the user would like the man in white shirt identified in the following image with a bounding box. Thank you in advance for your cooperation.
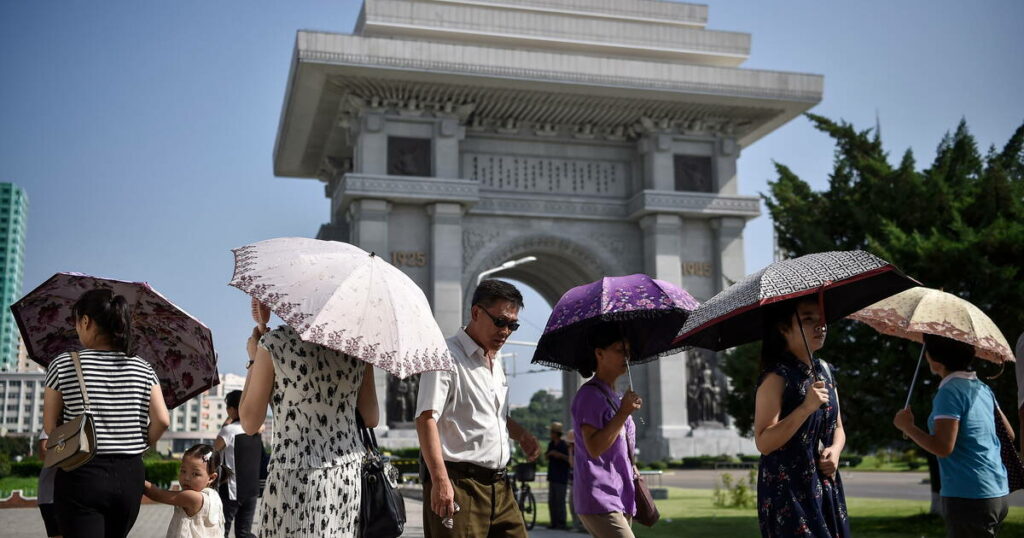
[416,279,540,537]
[215,390,256,538]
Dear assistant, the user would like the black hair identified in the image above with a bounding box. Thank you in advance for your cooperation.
[472,279,524,310]
[225,390,242,410]
[182,443,230,488]
[72,289,135,356]
[579,322,624,378]
[759,299,801,373]
[924,333,975,372]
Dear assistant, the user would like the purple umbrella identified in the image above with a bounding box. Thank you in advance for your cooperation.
[10,273,218,409]
[530,274,699,378]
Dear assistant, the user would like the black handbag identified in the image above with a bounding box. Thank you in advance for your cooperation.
[356,412,406,538]
[994,404,1024,492]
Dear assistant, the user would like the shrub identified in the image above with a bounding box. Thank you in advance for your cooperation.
[0,454,10,478]
[712,470,756,509]
[145,461,180,487]
[11,459,42,477]
[647,461,668,471]
[386,447,421,459]
[844,454,864,468]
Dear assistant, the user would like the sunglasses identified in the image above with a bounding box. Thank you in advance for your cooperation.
[475,305,520,332]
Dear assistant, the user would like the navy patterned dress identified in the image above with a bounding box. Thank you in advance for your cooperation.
[757,355,851,538]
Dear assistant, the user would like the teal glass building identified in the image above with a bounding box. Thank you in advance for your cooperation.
[0,183,28,371]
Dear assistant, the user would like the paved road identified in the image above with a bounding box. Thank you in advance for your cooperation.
[0,497,582,538]
[656,469,1024,506]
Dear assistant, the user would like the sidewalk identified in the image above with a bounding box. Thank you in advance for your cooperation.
[0,497,578,537]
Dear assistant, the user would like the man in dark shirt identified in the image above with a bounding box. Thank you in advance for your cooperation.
[546,421,571,530]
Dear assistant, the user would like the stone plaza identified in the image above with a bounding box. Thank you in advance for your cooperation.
[272,0,822,459]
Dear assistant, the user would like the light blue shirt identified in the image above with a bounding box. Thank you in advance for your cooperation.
[927,372,1009,499]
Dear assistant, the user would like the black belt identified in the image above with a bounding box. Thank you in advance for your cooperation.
[444,461,508,484]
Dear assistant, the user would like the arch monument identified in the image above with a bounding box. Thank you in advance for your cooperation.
[272,0,822,459]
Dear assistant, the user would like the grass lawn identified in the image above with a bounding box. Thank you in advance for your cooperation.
[523,487,1023,537]
[846,455,927,472]
[0,476,38,497]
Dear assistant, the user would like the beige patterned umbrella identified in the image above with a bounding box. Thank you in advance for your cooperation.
[849,286,1014,364]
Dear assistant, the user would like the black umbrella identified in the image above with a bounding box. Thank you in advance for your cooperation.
[673,250,919,351]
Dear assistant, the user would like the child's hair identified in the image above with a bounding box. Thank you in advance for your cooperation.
[182,444,231,488]
[225,390,242,410]
[73,288,135,355]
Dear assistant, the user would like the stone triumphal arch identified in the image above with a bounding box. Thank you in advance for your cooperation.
[272,0,822,459]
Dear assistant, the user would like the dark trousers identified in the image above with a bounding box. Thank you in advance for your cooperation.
[942,495,1009,537]
[422,462,527,538]
[222,494,258,537]
[54,454,145,538]
[548,481,568,528]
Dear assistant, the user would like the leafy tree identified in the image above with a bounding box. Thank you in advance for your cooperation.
[510,389,564,461]
[722,114,1024,508]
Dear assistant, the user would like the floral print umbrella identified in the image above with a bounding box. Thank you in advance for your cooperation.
[228,237,453,379]
[674,250,919,351]
[11,272,218,410]
[531,273,699,373]
[849,287,1014,364]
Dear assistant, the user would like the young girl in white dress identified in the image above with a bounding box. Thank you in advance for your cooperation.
[144,444,227,538]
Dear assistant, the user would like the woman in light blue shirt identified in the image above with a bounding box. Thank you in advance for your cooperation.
[893,334,1012,537]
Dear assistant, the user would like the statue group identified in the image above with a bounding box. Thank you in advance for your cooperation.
[687,353,726,427]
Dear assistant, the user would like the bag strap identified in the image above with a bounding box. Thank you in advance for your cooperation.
[590,382,636,466]
[355,411,378,452]
[70,352,91,413]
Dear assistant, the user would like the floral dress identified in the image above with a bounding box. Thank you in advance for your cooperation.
[757,355,850,538]
[254,325,366,538]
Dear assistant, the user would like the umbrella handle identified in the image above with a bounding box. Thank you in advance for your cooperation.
[904,344,926,409]
[622,340,645,426]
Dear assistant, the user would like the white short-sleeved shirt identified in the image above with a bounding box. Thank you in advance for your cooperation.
[165,487,224,538]
[415,329,511,469]
[216,422,245,500]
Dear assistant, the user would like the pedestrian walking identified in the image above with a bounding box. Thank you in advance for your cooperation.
[571,322,643,538]
[894,334,1011,537]
[43,289,171,538]
[214,390,258,537]
[753,298,850,538]
[545,421,570,530]
[565,429,585,533]
[415,279,540,537]
[1016,332,1024,460]
[240,323,379,537]
[36,431,61,538]
[144,444,227,538]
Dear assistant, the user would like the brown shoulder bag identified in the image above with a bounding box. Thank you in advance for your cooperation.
[44,352,97,471]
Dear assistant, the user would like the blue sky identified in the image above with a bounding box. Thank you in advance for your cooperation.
[2,1,1021,405]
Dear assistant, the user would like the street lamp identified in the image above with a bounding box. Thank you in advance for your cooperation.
[476,256,537,285]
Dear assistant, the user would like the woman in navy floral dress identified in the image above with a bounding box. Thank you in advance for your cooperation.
[754,298,850,537]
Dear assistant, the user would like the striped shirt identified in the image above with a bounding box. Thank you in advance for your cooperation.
[44,350,159,455]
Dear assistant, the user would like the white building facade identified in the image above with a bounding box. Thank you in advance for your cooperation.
[273,0,822,459]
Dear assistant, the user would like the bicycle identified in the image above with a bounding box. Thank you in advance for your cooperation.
[510,461,537,530]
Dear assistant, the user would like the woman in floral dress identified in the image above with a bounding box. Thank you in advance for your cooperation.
[239,323,379,537]
[754,298,850,537]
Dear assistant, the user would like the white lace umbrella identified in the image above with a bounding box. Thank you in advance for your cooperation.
[228,237,453,378]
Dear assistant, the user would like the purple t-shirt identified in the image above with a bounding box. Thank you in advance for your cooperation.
[571,378,636,516]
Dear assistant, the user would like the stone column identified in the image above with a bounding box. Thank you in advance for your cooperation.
[714,137,740,194]
[433,117,464,179]
[428,202,464,335]
[712,217,747,293]
[347,198,392,430]
[638,133,674,190]
[353,111,387,175]
[636,213,690,462]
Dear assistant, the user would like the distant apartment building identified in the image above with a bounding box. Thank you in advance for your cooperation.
[0,183,28,372]
[0,370,45,437]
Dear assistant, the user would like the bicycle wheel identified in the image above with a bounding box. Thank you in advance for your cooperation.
[518,487,537,530]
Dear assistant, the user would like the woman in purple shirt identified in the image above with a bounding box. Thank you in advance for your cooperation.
[571,323,643,538]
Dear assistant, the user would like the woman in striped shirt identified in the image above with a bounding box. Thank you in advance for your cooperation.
[43,289,171,538]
